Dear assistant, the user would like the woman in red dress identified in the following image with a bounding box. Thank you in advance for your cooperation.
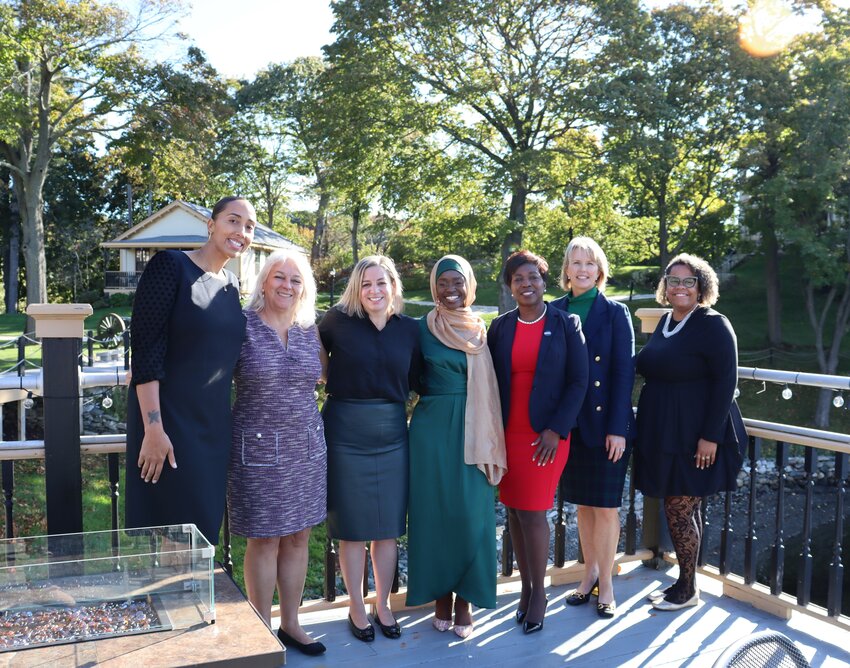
[488,250,588,634]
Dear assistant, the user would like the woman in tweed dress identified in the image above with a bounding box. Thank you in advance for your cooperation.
[227,249,327,656]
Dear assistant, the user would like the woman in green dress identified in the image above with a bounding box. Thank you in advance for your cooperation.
[406,255,507,639]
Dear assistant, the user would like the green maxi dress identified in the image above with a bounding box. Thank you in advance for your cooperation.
[406,318,497,608]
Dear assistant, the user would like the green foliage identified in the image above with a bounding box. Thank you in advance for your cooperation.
[599,2,748,267]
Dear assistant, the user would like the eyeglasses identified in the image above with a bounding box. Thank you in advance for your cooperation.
[665,276,698,288]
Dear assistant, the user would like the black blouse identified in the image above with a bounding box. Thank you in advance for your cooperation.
[318,306,422,402]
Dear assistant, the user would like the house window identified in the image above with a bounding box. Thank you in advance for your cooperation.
[136,249,152,273]
[255,250,263,274]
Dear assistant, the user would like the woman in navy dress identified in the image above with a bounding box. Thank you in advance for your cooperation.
[635,253,745,611]
[488,250,588,634]
[126,196,256,544]
[551,237,635,619]
[227,249,327,656]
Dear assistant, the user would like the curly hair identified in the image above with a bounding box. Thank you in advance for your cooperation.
[655,253,719,307]
[502,250,549,287]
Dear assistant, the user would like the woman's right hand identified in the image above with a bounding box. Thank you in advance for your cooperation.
[138,427,177,484]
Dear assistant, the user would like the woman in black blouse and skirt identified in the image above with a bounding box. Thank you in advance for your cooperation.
[318,255,421,642]
[635,253,745,611]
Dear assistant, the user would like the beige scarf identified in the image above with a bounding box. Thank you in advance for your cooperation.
[426,255,507,486]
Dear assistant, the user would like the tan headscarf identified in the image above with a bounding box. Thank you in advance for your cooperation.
[426,255,507,486]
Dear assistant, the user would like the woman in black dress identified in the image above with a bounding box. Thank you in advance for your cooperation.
[551,237,635,620]
[634,253,745,611]
[318,255,421,642]
[125,196,256,545]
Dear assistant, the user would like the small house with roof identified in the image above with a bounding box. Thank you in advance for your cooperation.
[101,200,303,297]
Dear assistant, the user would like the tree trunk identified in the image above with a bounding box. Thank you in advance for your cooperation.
[658,202,669,270]
[5,218,20,314]
[499,178,528,314]
[351,203,361,264]
[763,223,783,346]
[19,177,49,306]
[311,189,330,265]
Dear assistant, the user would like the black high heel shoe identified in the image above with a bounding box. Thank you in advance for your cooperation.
[515,609,527,624]
[277,627,327,655]
[566,579,599,606]
[522,600,547,635]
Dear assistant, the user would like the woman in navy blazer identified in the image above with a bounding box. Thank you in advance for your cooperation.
[550,237,636,620]
[488,250,588,634]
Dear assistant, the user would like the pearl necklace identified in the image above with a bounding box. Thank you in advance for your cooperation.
[661,304,699,338]
[518,303,547,325]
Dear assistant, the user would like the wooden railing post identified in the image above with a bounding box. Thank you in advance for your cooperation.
[26,304,91,536]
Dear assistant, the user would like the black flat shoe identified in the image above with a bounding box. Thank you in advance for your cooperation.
[371,609,401,639]
[277,627,327,655]
[348,615,375,642]
[515,609,527,624]
[596,601,616,619]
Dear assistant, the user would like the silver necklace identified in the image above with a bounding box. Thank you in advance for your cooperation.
[661,305,698,338]
[518,303,547,325]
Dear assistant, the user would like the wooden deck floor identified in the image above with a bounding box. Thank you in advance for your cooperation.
[274,561,850,667]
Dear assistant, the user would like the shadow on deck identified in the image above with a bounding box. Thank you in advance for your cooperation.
[275,562,850,667]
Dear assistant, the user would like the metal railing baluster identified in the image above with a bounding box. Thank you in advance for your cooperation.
[828,451,846,616]
[720,490,733,575]
[771,440,787,596]
[797,447,815,606]
[745,436,760,585]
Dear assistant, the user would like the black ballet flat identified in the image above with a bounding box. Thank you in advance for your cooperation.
[277,627,327,655]
[371,608,401,639]
[515,609,527,624]
[348,615,375,642]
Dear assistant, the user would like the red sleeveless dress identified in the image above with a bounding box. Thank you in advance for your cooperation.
[498,318,571,511]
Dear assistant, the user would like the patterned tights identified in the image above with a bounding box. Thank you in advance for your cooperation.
[663,495,703,604]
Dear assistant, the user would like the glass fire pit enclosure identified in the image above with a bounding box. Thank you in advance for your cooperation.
[0,524,215,652]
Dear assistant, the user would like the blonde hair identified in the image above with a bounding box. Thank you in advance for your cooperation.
[654,253,720,307]
[247,249,317,328]
[337,255,404,318]
[561,236,609,292]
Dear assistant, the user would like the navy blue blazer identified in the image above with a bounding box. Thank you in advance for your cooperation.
[551,292,636,448]
[487,305,589,438]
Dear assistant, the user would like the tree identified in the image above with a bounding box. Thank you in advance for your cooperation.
[109,45,231,213]
[0,0,179,308]
[774,7,850,427]
[600,2,748,270]
[331,0,640,311]
[227,58,334,260]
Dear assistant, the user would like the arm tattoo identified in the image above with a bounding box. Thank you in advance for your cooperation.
[147,410,161,425]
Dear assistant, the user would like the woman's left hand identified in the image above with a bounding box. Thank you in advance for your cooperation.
[606,435,627,462]
[695,438,718,469]
[532,429,560,466]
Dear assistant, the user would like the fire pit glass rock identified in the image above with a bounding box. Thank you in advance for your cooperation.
[0,524,215,652]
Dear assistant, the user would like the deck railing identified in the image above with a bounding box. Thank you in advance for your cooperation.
[1,304,848,627]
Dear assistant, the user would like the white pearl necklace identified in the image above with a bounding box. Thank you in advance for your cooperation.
[661,305,699,338]
[518,303,547,325]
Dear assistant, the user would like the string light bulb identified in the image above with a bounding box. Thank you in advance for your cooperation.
[781,385,793,400]
[834,394,845,409]
[734,388,741,399]
[23,392,34,410]
[102,395,113,409]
